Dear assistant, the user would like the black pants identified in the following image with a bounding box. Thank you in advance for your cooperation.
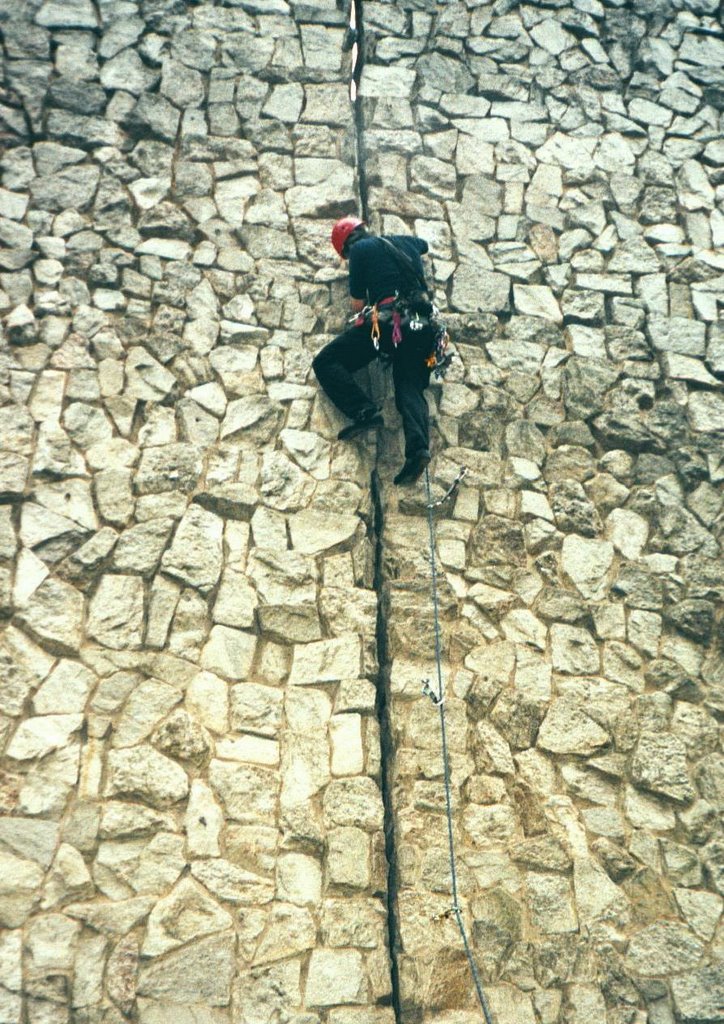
[313,321,433,459]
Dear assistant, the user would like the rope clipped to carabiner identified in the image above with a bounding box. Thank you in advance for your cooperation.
[427,465,468,510]
[423,464,496,1024]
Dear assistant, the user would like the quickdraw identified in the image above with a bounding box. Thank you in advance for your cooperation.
[370,304,381,349]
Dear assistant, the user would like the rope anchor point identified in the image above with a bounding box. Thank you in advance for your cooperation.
[426,465,468,510]
[421,678,444,706]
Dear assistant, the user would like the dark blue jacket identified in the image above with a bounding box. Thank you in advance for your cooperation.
[348,235,429,305]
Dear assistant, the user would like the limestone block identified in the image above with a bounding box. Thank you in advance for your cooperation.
[305,949,367,1007]
[538,698,609,756]
[276,853,322,907]
[0,928,21,1010]
[33,659,95,715]
[500,609,547,650]
[463,802,519,847]
[208,760,278,823]
[212,570,257,629]
[137,1001,230,1024]
[288,509,361,555]
[185,671,229,736]
[41,841,93,909]
[513,284,562,322]
[323,778,384,832]
[624,786,676,832]
[105,746,189,808]
[277,430,328,486]
[0,818,59,869]
[672,965,724,1023]
[525,872,578,934]
[135,444,202,495]
[114,519,174,575]
[674,888,722,942]
[250,548,321,643]
[477,721,516,775]
[6,714,83,761]
[451,266,510,313]
[561,534,615,600]
[215,734,278,766]
[322,898,387,951]
[137,932,235,1006]
[143,877,233,956]
[260,450,316,512]
[289,635,362,686]
[485,986,537,1024]
[146,575,181,650]
[230,682,282,738]
[220,395,281,444]
[17,577,84,653]
[185,780,223,858]
[327,827,370,890]
[87,575,144,650]
[281,691,331,808]
[201,626,256,681]
[550,624,600,675]
[573,857,630,926]
[65,894,156,935]
[626,921,704,977]
[233,961,301,1024]
[688,392,724,433]
[605,508,649,561]
[330,714,364,776]
[25,911,80,976]
[631,733,695,804]
[191,858,274,906]
[162,505,223,594]
[254,903,316,965]
[0,851,43,926]
[111,679,181,749]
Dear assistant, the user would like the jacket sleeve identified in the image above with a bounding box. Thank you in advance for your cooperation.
[348,248,366,300]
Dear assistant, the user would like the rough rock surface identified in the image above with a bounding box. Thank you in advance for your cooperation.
[0,2,721,1023]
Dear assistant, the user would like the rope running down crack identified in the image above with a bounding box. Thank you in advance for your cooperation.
[423,465,495,1024]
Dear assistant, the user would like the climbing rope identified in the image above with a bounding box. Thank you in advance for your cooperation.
[422,465,496,1024]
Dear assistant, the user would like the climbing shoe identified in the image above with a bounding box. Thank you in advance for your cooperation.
[337,407,383,441]
[394,449,431,486]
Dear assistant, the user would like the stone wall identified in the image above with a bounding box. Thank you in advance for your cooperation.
[0,1,722,1024]
[363,2,723,1022]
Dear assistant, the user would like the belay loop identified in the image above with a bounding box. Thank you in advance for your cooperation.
[423,464,496,1024]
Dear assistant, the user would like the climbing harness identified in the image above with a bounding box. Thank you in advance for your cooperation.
[348,294,452,375]
[421,464,496,1024]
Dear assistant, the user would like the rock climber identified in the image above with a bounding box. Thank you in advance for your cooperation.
[313,216,443,486]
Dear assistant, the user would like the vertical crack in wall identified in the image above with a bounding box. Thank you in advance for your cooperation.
[351,0,369,224]
[372,470,403,1023]
[347,1,401,1018]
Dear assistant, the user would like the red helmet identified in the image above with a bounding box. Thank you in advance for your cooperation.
[331,216,364,257]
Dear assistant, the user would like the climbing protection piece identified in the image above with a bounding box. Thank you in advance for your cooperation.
[422,465,496,1024]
